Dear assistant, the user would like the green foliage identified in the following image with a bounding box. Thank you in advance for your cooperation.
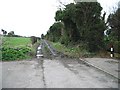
[106,8,119,43]
[2,47,31,61]
[55,9,64,21]
[45,2,119,57]
[60,35,70,46]
[108,8,120,39]
[106,8,120,55]
[2,37,35,61]
[55,3,80,43]
[45,22,63,42]
[31,36,37,45]
[114,41,120,53]
[8,31,15,37]
[51,41,95,58]
[54,2,106,52]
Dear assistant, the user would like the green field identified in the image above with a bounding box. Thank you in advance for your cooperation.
[2,36,38,61]
[3,37,31,47]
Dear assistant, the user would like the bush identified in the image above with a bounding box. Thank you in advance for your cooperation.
[60,36,70,46]
[2,47,31,61]
[31,36,37,45]
[114,41,120,53]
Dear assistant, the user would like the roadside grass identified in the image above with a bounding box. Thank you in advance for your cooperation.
[50,42,95,58]
[50,41,119,59]
[2,36,40,61]
[114,53,120,59]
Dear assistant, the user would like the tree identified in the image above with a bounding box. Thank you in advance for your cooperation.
[41,34,44,39]
[8,31,15,37]
[1,29,7,35]
[107,7,120,53]
[31,36,37,45]
[108,8,120,40]
[55,3,80,45]
[55,2,106,51]
[46,22,63,42]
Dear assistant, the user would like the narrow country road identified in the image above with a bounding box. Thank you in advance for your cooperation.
[1,40,119,88]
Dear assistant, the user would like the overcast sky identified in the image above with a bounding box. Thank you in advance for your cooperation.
[0,0,119,37]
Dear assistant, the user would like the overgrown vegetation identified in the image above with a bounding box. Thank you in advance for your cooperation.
[106,7,120,54]
[46,22,63,42]
[2,47,31,61]
[50,41,111,58]
[2,36,40,61]
[45,1,120,58]
[45,2,106,52]
[31,36,40,45]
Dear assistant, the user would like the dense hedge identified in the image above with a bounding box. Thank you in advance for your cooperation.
[2,47,31,61]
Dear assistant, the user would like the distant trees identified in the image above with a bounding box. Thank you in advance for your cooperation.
[1,30,22,37]
[8,31,15,37]
[45,2,106,52]
[1,29,16,37]
[1,29,7,35]
[41,34,44,39]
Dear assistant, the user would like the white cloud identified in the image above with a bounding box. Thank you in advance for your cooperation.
[0,0,58,37]
[98,0,119,13]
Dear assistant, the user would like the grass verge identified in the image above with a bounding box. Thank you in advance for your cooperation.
[50,42,95,58]
[50,41,119,59]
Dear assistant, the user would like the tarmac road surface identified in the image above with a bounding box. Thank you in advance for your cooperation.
[2,58,118,88]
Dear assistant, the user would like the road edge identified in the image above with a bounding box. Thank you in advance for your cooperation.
[79,58,120,80]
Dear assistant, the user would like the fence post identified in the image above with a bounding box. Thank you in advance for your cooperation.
[110,45,114,57]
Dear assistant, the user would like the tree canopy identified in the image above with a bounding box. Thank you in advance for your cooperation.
[45,2,107,52]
